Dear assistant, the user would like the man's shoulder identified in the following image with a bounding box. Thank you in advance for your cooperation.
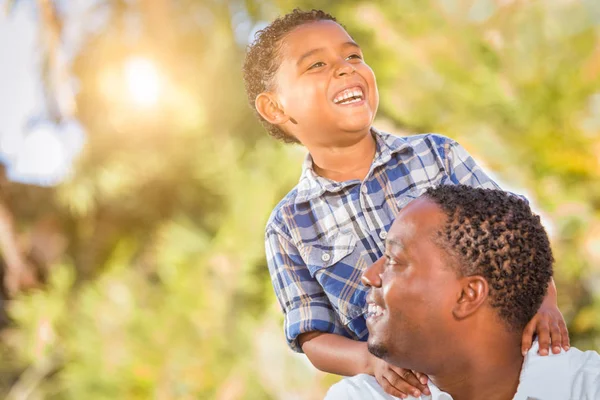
[325,374,436,400]
[566,346,600,395]
[516,344,600,399]
[325,374,398,400]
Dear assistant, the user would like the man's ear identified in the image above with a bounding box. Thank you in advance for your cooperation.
[452,276,489,320]
[255,93,291,125]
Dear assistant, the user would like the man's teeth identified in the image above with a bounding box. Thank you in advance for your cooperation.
[367,304,384,318]
[334,87,364,104]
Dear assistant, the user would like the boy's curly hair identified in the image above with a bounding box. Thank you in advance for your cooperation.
[243,9,340,143]
[424,185,554,332]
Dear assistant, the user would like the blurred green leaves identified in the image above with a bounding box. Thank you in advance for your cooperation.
[2,0,600,398]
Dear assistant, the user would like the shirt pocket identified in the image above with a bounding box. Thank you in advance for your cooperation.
[301,231,366,326]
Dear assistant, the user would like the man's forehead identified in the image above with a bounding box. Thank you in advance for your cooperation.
[387,198,446,245]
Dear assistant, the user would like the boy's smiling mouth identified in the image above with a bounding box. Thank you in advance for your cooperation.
[332,85,365,105]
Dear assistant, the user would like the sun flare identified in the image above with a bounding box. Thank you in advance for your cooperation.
[124,57,161,107]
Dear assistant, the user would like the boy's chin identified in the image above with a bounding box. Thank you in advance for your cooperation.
[337,121,373,134]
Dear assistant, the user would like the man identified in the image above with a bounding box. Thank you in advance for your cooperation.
[326,185,600,400]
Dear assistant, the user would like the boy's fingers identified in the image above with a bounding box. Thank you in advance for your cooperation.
[413,371,429,385]
[381,376,408,399]
[411,371,430,395]
[521,320,536,355]
[549,322,562,354]
[536,321,551,356]
[386,368,428,397]
[560,321,570,350]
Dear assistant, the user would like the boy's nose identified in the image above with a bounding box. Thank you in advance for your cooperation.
[335,60,355,77]
[361,256,384,288]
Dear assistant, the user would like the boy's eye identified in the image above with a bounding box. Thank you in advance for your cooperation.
[347,53,362,60]
[308,61,325,70]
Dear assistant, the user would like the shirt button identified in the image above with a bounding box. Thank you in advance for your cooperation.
[321,253,331,262]
[361,185,368,194]
[379,231,387,240]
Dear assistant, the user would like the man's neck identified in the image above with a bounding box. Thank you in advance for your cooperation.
[430,338,524,400]
[309,130,376,182]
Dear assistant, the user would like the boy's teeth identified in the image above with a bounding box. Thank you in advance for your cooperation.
[334,87,364,104]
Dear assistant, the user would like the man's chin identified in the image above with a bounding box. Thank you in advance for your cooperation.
[367,341,388,360]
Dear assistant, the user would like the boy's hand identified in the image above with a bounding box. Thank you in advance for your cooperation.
[521,303,569,356]
[369,354,430,398]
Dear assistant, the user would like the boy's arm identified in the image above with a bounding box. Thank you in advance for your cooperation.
[266,225,429,398]
[300,332,430,398]
[299,331,371,376]
[521,278,570,355]
[265,224,346,351]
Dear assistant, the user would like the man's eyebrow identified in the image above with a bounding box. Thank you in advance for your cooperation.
[386,238,404,250]
[296,41,361,67]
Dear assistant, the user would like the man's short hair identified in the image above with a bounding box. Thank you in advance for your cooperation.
[424,185,554,331]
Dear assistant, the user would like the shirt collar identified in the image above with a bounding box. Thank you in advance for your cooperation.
[294,127,411,204]
[425,382,453,400]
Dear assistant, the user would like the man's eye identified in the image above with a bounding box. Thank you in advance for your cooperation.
[308,61,325,70]
[384,254,397,266]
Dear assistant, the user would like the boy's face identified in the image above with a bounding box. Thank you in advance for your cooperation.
[272,20,379,147]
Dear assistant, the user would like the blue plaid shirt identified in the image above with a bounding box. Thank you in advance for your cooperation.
[265,129,500,352]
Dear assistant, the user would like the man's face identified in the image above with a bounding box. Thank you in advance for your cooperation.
[363,198,461,372]
[273,20,379,147]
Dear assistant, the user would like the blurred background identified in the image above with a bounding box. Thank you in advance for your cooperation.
[0,0,599,398]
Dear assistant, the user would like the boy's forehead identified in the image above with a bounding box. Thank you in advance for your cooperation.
[280,20,357,58]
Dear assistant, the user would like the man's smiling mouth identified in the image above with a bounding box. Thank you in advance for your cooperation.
[333,86,364,105]
[366,302,385,319]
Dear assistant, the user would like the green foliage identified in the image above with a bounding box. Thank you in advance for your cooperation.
[2,0,600,398]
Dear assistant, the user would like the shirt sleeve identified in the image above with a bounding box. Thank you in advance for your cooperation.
[444,138,531,203]
[265,222,346,353]
[445,139,502,190]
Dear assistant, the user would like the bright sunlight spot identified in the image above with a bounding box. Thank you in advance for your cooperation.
[124,57,161,107]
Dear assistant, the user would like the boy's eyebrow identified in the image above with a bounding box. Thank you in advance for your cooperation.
[296,41,361,67]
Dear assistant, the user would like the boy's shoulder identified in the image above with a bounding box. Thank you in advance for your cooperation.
[376,129,457,150]
[265,185,301,235]
[265,131,460,234]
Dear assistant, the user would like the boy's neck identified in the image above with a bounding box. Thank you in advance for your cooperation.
[309,131,376,182]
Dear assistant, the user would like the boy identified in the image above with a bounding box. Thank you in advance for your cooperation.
[243,9,569,399]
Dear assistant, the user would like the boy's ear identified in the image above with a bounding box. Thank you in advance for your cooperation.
[452,276,489,320]
[255,93,291,125]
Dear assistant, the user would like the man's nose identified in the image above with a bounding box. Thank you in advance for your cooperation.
[361,256,385,288]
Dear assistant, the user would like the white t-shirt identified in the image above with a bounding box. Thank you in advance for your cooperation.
[325,341,600,400]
